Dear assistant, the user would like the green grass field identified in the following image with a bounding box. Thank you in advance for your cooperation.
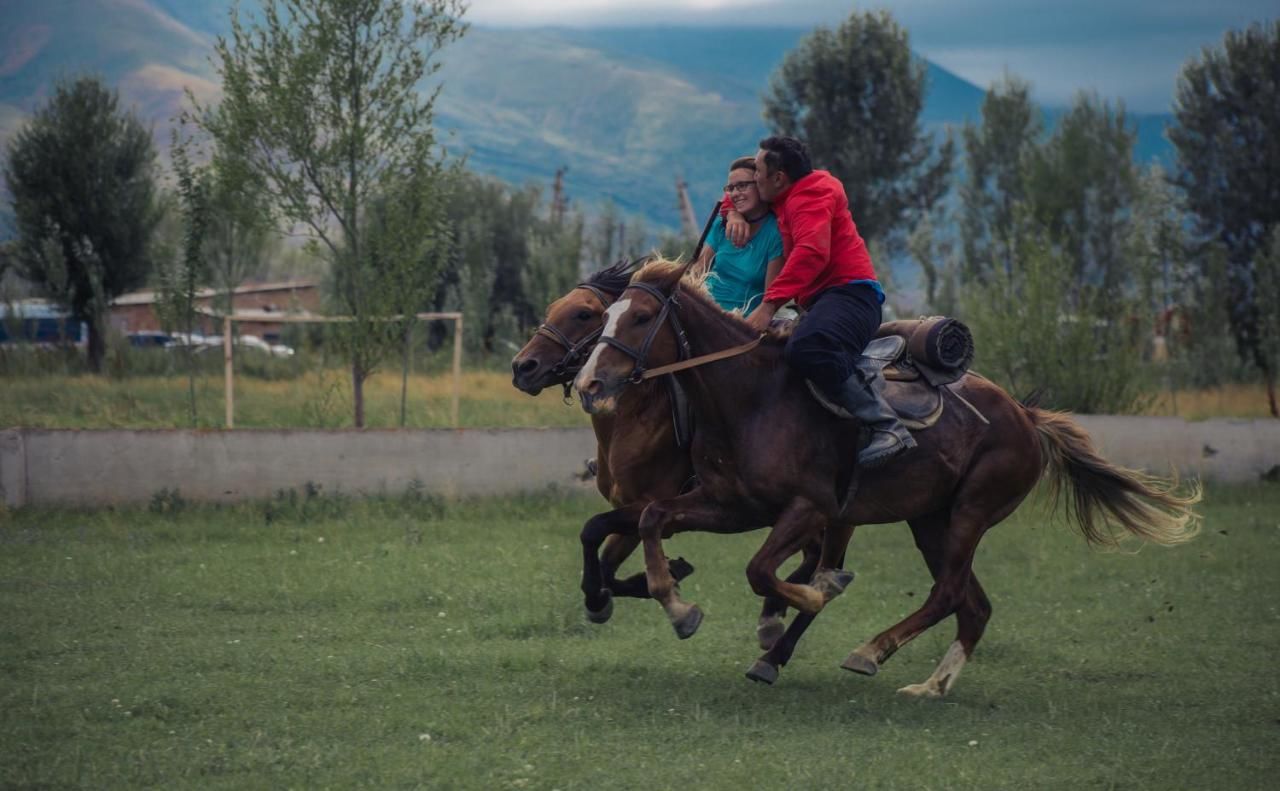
[2,484,1277,789]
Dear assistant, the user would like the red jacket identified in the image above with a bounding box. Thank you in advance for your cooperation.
[766,170,877,308]
[723,170,877,308]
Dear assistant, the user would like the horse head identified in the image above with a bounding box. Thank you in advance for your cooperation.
[575,257,695,414]
[510,258,639,395]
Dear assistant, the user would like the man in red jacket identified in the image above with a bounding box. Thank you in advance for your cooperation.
[738,136,915,468]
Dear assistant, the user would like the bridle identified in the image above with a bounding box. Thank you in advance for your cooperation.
[597,281,694,384]
[597,279,767,384]
[533,283,617,397]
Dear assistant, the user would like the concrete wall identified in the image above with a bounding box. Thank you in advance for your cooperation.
[2,417,1278,508]
[1073,416,1280,485]
[0,428,598,508]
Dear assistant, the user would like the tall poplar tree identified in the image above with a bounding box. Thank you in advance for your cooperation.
[1169,21,1280,415]
[763,10,953,247]
[959,76,1041,281]
[198,0,466,426]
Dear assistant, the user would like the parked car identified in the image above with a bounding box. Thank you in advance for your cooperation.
[236,334,295,357]
[168,333,222,352]
[126,331,174,348]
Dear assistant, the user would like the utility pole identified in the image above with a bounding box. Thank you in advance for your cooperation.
[676,175,698,239]
[551,166,568,226]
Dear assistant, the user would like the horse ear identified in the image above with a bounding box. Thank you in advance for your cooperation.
[658,257,696,292]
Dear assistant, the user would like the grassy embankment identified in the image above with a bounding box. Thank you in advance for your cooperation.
[1,371,1274,429]
[1,484,1276,788]
[0,370,590,429]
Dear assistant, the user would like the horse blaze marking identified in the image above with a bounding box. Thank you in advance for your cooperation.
[578,297,631,385]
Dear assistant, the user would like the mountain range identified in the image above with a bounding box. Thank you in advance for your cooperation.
[1,0,1177,230]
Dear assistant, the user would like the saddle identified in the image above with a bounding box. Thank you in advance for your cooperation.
[806,317,978,431]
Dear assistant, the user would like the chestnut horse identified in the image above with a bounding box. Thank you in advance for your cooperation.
[511,260,819,641]
[574,259,1200,696]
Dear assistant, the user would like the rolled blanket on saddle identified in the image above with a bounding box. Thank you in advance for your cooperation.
[876,316,975,386]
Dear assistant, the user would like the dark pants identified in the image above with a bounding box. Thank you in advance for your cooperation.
[783,282,883,394]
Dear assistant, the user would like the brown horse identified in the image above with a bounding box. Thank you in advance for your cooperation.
[574,258,1200,696]
[511,260,819,640]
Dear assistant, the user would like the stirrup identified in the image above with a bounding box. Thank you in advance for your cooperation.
[858,430,916,468]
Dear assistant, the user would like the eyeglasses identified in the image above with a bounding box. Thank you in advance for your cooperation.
[724,180,756,194]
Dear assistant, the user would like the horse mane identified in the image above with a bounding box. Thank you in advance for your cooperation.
[632,257,789,345]
[583,258,641,297]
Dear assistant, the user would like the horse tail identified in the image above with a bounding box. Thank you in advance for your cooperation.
[1027,407,1202,548]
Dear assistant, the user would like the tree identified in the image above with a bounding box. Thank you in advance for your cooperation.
[959,75,1042,281]
[907,212,959,315]
[1024,93,1140,306]
[358,163,452,425]
[437,171,584,357]
[960,212,1151,414]
[3,76,161,372]
[1257,229,1280,416]
[1169,21,1280,415]
[200,0,466,426]
[180,105,275,317]
[763,10,954,247]
[158,135,212,425]
[584,200,627,273]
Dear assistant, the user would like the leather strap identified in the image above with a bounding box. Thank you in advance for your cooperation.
[535,284,615,378]
[640,335,764,379]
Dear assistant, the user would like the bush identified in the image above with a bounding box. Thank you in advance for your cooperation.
[960,232,1155,414]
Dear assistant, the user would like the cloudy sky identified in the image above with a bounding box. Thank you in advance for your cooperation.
[465,0,1275,113]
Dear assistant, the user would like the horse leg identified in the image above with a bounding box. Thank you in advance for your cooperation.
[600,533,640,592]
[744,498,849,617]
[899,573,993,699]
[840,513,983,677]
[842,482,1022,678]
[638,492,761,639]
[746,545,849,685]
[579,505,645,623]
[605,534,695,599]
[892,513,994,698]
[756,538,822,651]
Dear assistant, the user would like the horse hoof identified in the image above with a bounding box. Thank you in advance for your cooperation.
[829,569,855,592]
[745,659,779,685]
[897,682,944,699]
[812,568,856,601]
[841,650,879,677]
[585,590,614,624]
[668,557,696,582]
[756,617,786,651]
[672,605,704,640]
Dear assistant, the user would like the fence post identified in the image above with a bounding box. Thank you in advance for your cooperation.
[452,315,463,428]
[223,315,234,429]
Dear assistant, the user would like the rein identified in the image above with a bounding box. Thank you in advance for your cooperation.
[638,335,764,380]
[601,280,765,383]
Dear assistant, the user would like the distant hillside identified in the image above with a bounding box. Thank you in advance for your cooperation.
[431,26,997,226]
[0,1,1176,231]
[0,0,219,129]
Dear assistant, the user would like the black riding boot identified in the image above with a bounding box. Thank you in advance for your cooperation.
[829,367,917,468]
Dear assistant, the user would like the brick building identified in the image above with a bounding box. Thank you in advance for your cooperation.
[109,281,320,341]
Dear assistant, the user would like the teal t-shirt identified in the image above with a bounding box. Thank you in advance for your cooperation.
[704,214,784,314]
